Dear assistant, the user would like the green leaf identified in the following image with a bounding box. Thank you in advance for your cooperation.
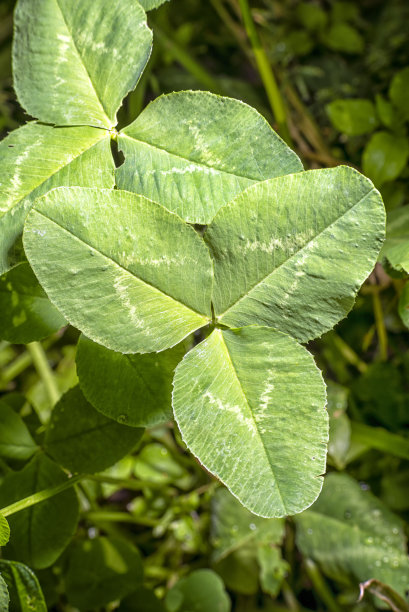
[0,122,114,275]
[211,488,284,562]
[23,187,213,353]
[326,99,378,135]
[380,205,409,273]
[65,536,143,610]
[134,443,191,488]
[399,282,409,329]
[165,569,230,612]
[76,335,185,427]
[0,574,9,611]
[363,131,409,186]
[381,469,409,512]
[320,23,364,54]
[389,67,409,121]
[0,560,46,612]
[296,3,328,31]
[211,488,286,596]
[13,0,152,128]
[258,544,289,597]
[214,547,260,596]
[117,91,303,224]
[0,513,10,546]
[0,453,79,569]
[205,167,385,343]
[350,422,409,461]
[173,327,328,518]
[326,382,350,469]
[0,263,66,343]
[139,0,170,9]
[295,473,409,600]
[375,94,403,131]
[0,399,38,461]
[44,386,144,473]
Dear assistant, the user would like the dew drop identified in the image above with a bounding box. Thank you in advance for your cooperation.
[118,414,128,423]
[307,528,313,535]
[249,523,257,531]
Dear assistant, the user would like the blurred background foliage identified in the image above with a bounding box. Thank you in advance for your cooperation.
[0,0,409,610]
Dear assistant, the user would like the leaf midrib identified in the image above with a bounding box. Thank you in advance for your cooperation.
[54,0,112,127]
[218,330,287,515]
[31,209,210,320]
[217,187,376,319]
[46,420,120,447]
[1,134,110,218]
[0,440,37,450]
[119,133,260,183]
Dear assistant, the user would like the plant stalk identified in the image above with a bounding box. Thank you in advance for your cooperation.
[237,0,291,144]
[1,475,83,517]
[372,290,388,360]
[153,26,224,95]
[304,559,342,612]
[27,342,60,406]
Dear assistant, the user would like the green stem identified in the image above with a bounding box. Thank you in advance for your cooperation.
[27,342,60,406]
[1,475,82,517]
[0,351,32,388]
[304,559,342,612]
[86,473,166,491]
[282,580,300,611]
[83,511,159,527]
[237,0,291,144]
[210,0,249,57]
[0,472,162,518]
[372,291,388,361]
[153,26,224,94]
[329,333,367,373]
[0,336,61,390]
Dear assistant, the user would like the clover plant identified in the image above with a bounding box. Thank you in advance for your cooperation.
[0,0,389,607]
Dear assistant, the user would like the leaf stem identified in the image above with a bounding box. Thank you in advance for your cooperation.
[0,351,33,388]
[372,290,388,361]
[1,475,82,517]
[153,26,224,95]
[27,342,60,406]
[304,559,342,612]
[85,473,166,491]
[237,0,291,144]
[0,335,62,390]
[83,511,159,527]
[328,333,367,373]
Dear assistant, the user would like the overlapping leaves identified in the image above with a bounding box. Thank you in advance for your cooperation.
[295,473,409,601]
[2,0,386,523]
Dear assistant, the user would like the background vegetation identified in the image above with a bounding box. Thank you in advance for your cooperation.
[0,0,408,610]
